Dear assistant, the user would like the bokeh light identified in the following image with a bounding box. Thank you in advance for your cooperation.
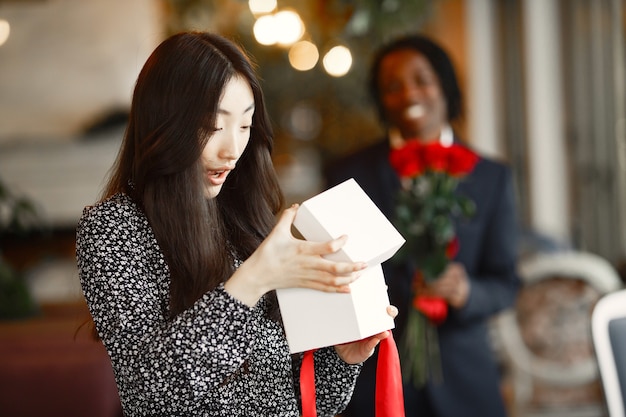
[248,0,277,15]
[274,10,304,46]
[285,102,322,141]
[322,45,352,77]
[288,40,319,71]
[253,14,277,45]
[253,10,304,47]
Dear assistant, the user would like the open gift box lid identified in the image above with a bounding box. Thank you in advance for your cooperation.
[291,178,405,266]
[277,178,405,353]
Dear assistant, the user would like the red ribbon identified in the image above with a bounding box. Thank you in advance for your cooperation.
[301,349,318,417]
[300,334,405,417]
[376,335,406,417]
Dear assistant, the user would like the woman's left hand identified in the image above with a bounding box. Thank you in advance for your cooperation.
[334,305,398,364]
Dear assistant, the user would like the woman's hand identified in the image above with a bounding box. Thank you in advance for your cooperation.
[426,262,470,309]
[225,204,368,306]
[334,305,399,364]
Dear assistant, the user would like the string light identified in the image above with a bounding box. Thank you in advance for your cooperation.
[288,40,319,71]
[250,4,353,77]
[273,10,304,46]
[252,9,304,47]
[248,0,277,15]
[322,45,352,77]
[253,14,277,45]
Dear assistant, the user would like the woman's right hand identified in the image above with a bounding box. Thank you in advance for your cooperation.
[224,204,369,306]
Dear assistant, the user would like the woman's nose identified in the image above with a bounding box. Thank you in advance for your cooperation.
[218,132,242,160]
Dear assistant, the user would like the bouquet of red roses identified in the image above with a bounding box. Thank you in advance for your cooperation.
[389,139,478,388]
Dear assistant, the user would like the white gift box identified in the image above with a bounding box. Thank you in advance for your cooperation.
[276,178,405,353]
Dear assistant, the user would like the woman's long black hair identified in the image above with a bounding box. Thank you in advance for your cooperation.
[102,32,284,317]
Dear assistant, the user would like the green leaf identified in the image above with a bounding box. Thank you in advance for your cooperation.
[458,197,476,218]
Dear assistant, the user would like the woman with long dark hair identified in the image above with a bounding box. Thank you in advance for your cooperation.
[77,31,395,417]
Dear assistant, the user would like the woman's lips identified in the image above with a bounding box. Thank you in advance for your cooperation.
[207,169,230,186]
[403,104,425,119]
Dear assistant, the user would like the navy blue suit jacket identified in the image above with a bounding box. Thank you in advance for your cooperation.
[324,140,520,417]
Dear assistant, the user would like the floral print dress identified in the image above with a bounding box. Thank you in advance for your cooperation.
[76,193,361,417]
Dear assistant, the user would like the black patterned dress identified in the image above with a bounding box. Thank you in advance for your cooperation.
[76,193,361,417]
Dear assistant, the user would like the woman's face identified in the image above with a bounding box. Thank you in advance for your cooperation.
[201,75,254,198]
[377,49,448,142]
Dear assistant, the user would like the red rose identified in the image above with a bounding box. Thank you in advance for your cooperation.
[447,144,479,176]
[421,142,449,172]
[413,295,448,325]
[389,140,423,178]
[445,236,459,259]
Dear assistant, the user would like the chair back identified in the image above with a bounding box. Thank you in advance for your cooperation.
[592,288,626,417]
[494,251,622,416]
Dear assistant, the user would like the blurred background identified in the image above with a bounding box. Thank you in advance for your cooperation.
[1,0,625,258]
[0,0,625,416]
